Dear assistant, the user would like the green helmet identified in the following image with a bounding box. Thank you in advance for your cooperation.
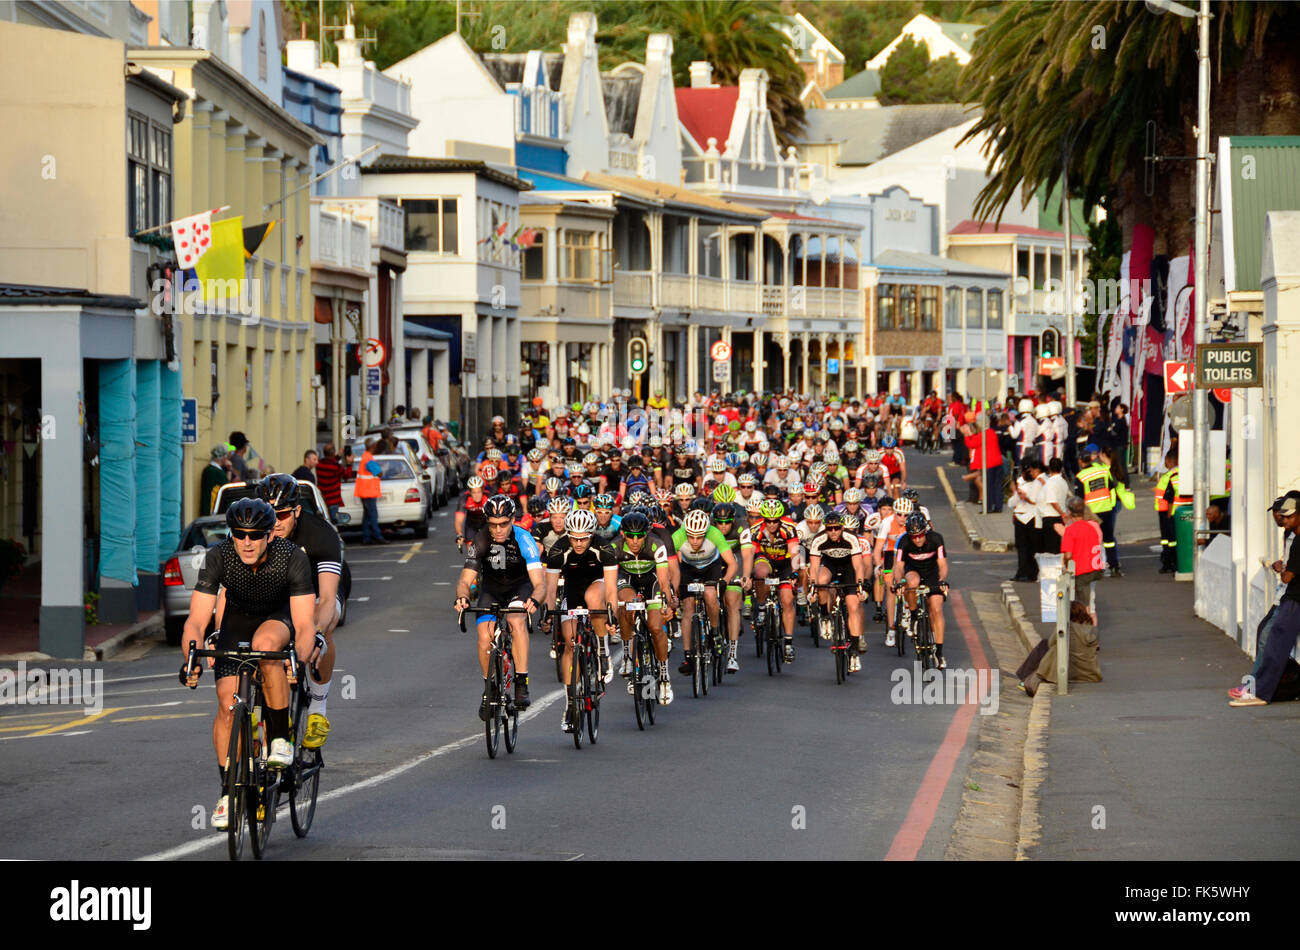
[759,498,785,521]
[712,483,737,504]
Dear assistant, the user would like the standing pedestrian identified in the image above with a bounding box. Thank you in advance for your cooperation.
[1154,450,1179,572]
[1059,498,1105,620]
[354,438,385,544]
[1038,457,1069,554]
[316,444,346,523]
[1231,495,1300,706]
[227,431,252,481]
[1075,445,1122,576]
[292,449,319,484]
[199,444,234,516]
[1012,458,1045,581]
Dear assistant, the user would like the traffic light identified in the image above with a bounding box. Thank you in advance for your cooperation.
[628,336,647,376]
[1040,328,1060,359]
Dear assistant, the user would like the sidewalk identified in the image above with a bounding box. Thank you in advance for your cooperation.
[1003,572,1300,860]
[0,564,162,661]
[935,462,1160,552]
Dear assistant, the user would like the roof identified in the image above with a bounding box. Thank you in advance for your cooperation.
[362,155,531,191]
[823,70,881,101]
[580,172,768,220]
[478,52,564,90]
[403,321,454,340]
[783,13,846,64]
[126,63,189,103]
[675,87,739,150]
[602,73,644,137]
[1220,136,1300,293]
[937,20,984,54]
[872,249,1007,278]
[797,105,974,166]
[771,211,843,226]
[518,169,604,193]
[949,219,1070,240]
[0,283,145,310]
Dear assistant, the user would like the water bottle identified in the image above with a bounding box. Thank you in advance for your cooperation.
[251,704,262,759]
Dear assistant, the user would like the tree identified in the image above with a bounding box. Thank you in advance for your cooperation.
[1083,202,1121,367]
[877,35,964,104]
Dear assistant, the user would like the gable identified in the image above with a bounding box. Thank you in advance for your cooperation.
[676,87,739,152]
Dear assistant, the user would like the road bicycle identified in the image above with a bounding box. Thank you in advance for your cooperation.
[184,640,301,861]
[711,580,732,685]
[683,582,714,697]
[889,581,909,658]
[893,583,946,671]
[460,604,528,758]
[624,599,660,731]
[815,583,860,685]
[553,605,604,748]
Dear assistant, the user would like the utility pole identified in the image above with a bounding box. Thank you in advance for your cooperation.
[1063,169,1076,408]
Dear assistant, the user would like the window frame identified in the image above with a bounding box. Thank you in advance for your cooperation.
[987,288,1004,329]
[399,196,459,255]
[965,286,984,329]
[559,228,598,283]
[944,287,962,329]
[876,283,896,331]
[919,285,939,331]
[897,284,918,330]
[522,229,546,281]
[128,111,171,234]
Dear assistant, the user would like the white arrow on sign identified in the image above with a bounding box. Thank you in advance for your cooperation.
[1171,364,1188,391]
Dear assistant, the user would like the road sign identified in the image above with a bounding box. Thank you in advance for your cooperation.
[1212,388,1233,403]
[1164,360,1192,395]
[967,368,1003,401]
[1037,357,1064,376]
[361,338,386,368]
[365,367,381,396]
[712,360,730,383]
[710,340,731,362]
[827,358,839,375]
[180,398,197,444]
[1195,342,1262,388]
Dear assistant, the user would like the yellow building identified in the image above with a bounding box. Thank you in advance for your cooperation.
[130,46,320,518]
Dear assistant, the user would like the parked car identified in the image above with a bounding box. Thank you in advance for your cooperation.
[363,426,450,506]
[348,440,435,519]
[337,453,430,538]
[162,479,352,644]
[440,431,474,485]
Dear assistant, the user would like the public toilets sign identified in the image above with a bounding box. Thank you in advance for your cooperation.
[1195,342,1262,388]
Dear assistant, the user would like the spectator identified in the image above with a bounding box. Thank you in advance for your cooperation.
[388,405,407,424]
[1232,495,1300,705]
[421,415,442,454]
[228,431,251,481]
[1038,457,1069,554]
[1230,493,1300,699]
[199,444,234,516]
[292,449,319,484]
[961,417,1004,512]
[354,438,385,545]
[1011,458,1045,581]
[1200,501,1232,545]
[316,444,346,523]
[1019,598,1102,696]
[1058,497,1105,619]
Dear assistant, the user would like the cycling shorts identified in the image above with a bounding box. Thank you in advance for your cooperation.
[617,571,663,608]
[880,550,896,573]
[214,605,293,680]
[899,565,945,599]
[680,559,725,595]
[755,557,795,587]
[476,578,533,622]
[818,562,857,588]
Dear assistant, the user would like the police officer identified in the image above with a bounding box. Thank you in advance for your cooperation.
[1154,451,1178,573]
[1009,398,1040,466]
[1075,444,1121,576]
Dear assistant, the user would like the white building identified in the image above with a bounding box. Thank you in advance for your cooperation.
[865,14,983,71]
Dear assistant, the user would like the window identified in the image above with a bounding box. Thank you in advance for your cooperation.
[966,287,984,328]
[876,283,895,330]
[987,289,1003,329]
[560,230,596,281]
[945,287,962,328]
[1033,249,1046,290]
[402,198,458,253]
[1050,249,1063,284]
[128,113,171,234]
[897,284,917,330]
[523,230,546,280]
[1016,248,1031,291]
[698,223,721,278]
[920,286,939,331]
[731,233,753,281]
[662,216,689,274]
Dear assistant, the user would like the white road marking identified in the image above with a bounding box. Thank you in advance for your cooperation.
[387,629,411,633]
[136,688,567,861]
[351,576,393,581]
[355,597,370,602]
[99,673,178,685]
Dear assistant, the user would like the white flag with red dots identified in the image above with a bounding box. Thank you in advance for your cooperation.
[170,211,214,270]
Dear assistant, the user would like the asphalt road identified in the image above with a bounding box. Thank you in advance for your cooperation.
[0,450,1026,861]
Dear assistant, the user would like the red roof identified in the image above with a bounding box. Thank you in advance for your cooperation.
[675,87,739,151]
[949,219,1066,239]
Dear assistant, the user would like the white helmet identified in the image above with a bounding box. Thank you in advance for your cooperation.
[804,503,825,522]
[564,508,597,536]
[843,440,859,454]
[467,476,484,490]
[744,419,757,431]
[708,458,726,473]
[774,455,788,469]
[576,423,591,435]
[823,448,840,464]
[842,513,861,533]
[746,496,763,516]
[843,487,864,504]
[548,496,572,514]
[584,452,601,466]
[674,482,696,498]
[683,509,711,536]
[787,478,805,494]
[865,450,883,463]
[715,414,727,425]
[1049,401,1063,415]
[894,497,914,516]
[1034,403,1050,419]
[1018,399,1034,413]
[864,512,882,531]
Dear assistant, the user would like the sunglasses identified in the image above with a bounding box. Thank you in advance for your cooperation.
[624,532,647,539]
[231,529,267,541]
[826,525,843,531]
[274,508,296,521]
[487,520,512,529]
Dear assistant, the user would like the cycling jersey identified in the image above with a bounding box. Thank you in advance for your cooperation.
[753,520,799,565]
[464,524,542,589]
[593,514,622,545]
[195,538,315,617]
[539,527,567,555]
[457,491,490,536]
[670,460,702,488]
[285,510,343,597]
[545,536,618,599]
[896,531,946,583]
[614,536,670,577]
[808,530,864,572]
[623,471,653,497]
[670,524,733,570]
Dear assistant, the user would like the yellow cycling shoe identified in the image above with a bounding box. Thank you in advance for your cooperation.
[303,713,331,749]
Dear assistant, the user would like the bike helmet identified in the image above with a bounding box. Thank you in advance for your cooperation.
[759,498,785,521]
[547,496,572,514]
[830,418,845,431]
[226,497,276,533]
[649,434,663,448]
[683,509,711,536]
[736,450,750,467]
[810,461,829,478]
[712,502,735,524]
[823,448,840,465]
[843,487,864,504]
[882,435,898,448]
[256,473,300,510]
[629,490,654,507]
[744,419,757,432]
[487,448,504,463]
[565,508,597,536]
[905,513,928,534]
[480,464,498,482]
[862,473,881,489]
[788,480,805,496]
[761,484,781,499]
[594,493,615,509]
[804,503,825,523]
[751,453,768,467]
[746,496,764,516]
[708,458,726,473]
[466,475,484,490]
[842,440,859,454]
[864,512,882,532]
[737,472,757,488]
[712,484,737,504]
[674,483,695,499]
[894,497,914,516]
[728,420,741,432]
[572,483,593,500]
[621,511,650,536]
[842,513,861,533]
[544,476,562,495]
[527,448,544,463]
[527,496,546,516]
[901,487,920,502]
[584,452,602,466]
[484,494,515,519]
[823,510,844,528]
[654,488,674,505]
[773,455,788,468]
[689,496,715,514]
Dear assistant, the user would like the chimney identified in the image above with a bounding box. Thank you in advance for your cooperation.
[337,21,363,67]
[286,23,319,71]
[689,61,715,89]
[646,33,673,69]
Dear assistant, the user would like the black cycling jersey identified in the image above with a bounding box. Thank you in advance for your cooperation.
[195,538,315,615]
[650,522,678,557]
[896,530,946,576]
[539,526,567,555]
[670,460,701,488]
[614,535,670,576]
[545,536,618,595]
[286,510,343,597]
[463,524,543,588]
[601,465,625,495]
[807,530,864,572]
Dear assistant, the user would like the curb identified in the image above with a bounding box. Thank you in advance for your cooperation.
[999,580,1050,861]
[936,464,1009,552]
[92,611,164,662]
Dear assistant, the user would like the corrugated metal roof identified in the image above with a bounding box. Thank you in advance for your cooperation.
[823,69,880,100]
[1223,136,1300,293]
[363,155,532,191]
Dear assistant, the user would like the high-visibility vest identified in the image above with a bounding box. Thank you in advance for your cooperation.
[1154,469,1175,512]
[1169,469,1192,506]
[1078,464,1115,512]
[354,451,381,499]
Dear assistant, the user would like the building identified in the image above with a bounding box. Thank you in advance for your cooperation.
[821,70,882,111]
[794,104,972,184]
[780,12,846,108]
[0,17,188,653]
[865,14,984,71]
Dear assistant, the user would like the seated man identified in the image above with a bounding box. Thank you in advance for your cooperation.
[1232,495,1300,706]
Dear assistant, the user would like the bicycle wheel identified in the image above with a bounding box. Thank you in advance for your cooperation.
[690,615,703,698]
[225,704,249,862]
[571,642,585,749]
[712,614,725,686]
[766,622,779,676]
[645,648,658,726]
[289,686,320,838]
[894,601,908,658]
[502,650,519,754]
[485,648,502,759]
[632,632,646,731]
[700,620,711,695]
[754,605,765,657]
[833,610,847,685]
[584,641,600,745]
[916,613,934,672]
[809,601,821,647]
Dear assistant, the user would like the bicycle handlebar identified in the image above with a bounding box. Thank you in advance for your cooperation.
[181,643,298,688]
[457,604,533,633]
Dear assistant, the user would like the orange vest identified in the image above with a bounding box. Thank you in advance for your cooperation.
[354,451,381,499]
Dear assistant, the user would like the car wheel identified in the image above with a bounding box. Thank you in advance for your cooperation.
[337,595,347,628]
[413,519,429,539]
[165,615,185,646]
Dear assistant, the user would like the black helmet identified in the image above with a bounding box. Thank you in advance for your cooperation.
[762,483,781,498]
[712,501,735,522]
[484,494,515,519]
[226,498,276,533]
[901,487,920,502]
[905,513,928,534]
[823,510,844,527]
[688,496,715,514]
[526,496,546,516]
[621,511,650,536]
[572,483,593,499]
[256,473,300,510]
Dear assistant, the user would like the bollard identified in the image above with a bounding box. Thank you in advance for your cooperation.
[1055,570,1075,695]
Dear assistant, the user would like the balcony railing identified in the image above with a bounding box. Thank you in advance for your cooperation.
[697,276,725,311]
[613,270,652,308]
[349,221,369,268]
[315,211,340,266]
[378,200,404,253]
[661,274,692,309]
[762,285,784,316]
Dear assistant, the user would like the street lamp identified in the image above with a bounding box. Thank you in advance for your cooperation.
[1146,0,1212,562]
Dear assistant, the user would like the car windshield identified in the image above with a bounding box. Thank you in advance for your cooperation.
[213,482,320,516]
[186,521,232,547]
[375,458,415,480]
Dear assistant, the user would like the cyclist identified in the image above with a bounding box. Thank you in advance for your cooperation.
[623,456,654,499]
[526,496,549,544]
[181,499,318,830]
[893,513,950,668]
[453,495,545,717]
[709,500,751,671]
[672,482,696,521]
[539,496,571,554]
[612,511,676,704]
[258,474,344,750]
[670,445,702,493]
[792,501,825,612]
[672,508,739,678]
[542,508,619,732]
[874,496,913,639]
[592,493,621,544]
[751,498,801,659]
[454,475,490,550]
[807,509,869,672]
[880,434,907,496]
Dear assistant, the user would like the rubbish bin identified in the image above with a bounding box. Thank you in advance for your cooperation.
[1173,504,1195,575]
[1037,553,1062,623]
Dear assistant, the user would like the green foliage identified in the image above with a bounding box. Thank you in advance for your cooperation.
[878,35,964,105]
[1083,204,1121,367]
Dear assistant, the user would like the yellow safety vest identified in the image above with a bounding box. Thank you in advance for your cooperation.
[1170,469,1191,506]
[1078,464,1115,513]
[1154,469,1174,512]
